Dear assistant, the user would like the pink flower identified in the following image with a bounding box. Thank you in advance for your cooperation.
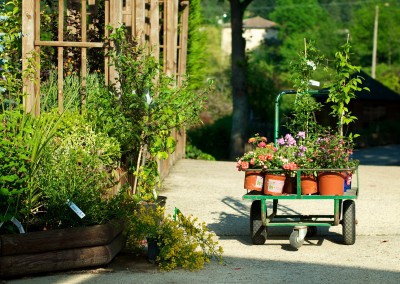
[241,161,249,170]
[250,158,255,165]
[283,162,298,171]
[258,141,266,148]
[258,155,266,162]
[248,137,256,143]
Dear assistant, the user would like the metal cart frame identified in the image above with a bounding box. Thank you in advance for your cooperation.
[243,90,359,248]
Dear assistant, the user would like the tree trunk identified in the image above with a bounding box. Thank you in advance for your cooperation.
[229,0,253,160]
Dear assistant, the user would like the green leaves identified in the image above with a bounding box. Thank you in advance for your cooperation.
[328,42,368,135]
[107,26,206,201]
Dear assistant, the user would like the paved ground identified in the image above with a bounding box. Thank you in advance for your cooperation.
[5,145,400,283]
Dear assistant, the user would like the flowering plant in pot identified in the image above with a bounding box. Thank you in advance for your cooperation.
[276,132,319,194]
[315,131,359,195]
[236,134,275,171]
[236,134,276,191]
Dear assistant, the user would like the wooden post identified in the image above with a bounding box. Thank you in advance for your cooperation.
[22,0,36,114]
[108,0,122,86]
[81,0,87,105]
[177,0,189,87]
[149,0,159,61]
[164,0,178,77]
[123,0,132,27]
[34,0,41,116]
[104,0,110,86]
[57,0,64,113]
[134,0,145,44]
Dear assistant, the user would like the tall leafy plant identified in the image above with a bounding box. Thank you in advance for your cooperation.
[286,40,325,136]
[328,41,369,136]
[107,26,207,201]
[0,0,23,103]
[0,108,66,232]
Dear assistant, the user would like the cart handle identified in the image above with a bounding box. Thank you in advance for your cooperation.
[274,89,329,144]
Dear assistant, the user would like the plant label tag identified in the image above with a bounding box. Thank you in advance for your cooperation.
[66,200,86,219]
[267,180,285,193]
[11,217,25,233]
[255,176,264,189]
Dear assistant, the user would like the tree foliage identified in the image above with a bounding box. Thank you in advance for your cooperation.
[186,0,208,91]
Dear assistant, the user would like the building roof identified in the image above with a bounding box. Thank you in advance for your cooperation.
[354,70,400,101]
[223,16,277,29]
[243,16,277,29]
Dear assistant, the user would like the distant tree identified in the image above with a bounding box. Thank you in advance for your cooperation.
[186,0,208,91]
[228,0,254,160]
[351,3,400,67]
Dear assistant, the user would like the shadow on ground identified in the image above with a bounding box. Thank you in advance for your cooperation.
[353,144,400,166]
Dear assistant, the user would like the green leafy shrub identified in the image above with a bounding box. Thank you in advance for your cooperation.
[187,115,232,161]
[185,143,216,161]
[36,112,122,229]
[0,107,66,233]
[0,109,31,231]
[107,26,208,201]
[126,206,223,271]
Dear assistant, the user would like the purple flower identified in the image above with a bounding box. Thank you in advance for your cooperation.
[285,135,296,146]
[297,131,306,139]
[284,134,293,141]
[299,145,307,152]
[277,138,285,145]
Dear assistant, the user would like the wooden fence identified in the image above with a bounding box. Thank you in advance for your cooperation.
[21,0,190,180]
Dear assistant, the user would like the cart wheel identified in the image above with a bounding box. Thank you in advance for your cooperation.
[342,200,356,245]
[289,230,304,249]
[250,200,267,245]
[306,226,317,237]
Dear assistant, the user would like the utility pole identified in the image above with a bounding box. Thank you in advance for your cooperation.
[371,5,378,79]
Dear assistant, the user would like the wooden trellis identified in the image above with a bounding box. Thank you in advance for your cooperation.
[21,0,189,115]
[21,0,190,177]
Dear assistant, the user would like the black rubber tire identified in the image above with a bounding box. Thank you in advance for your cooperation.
[306,226,318,237]
[289,230,304,249]
[250,200,267,245]
[342,200,356,245]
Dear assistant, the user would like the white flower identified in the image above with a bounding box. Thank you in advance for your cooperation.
[306,60,316,70]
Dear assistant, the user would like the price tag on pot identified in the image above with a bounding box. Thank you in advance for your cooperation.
[66,199,86,219]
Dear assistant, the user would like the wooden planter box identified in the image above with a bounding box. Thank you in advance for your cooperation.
[0,220,124,278]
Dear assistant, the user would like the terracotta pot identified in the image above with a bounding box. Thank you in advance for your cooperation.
[318,172,345,195]
[301,175,318,195]
[244,171,264,191]
[283,176,297,194]
[264,174,286,195]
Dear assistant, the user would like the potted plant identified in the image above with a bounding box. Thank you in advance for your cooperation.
[276,132,319,195]
[314,131,359,195]
[126,206,223,271]
[0,107,128,278]
[236,134,299,195]
[236,134,276,192]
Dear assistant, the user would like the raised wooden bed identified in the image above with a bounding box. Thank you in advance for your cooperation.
[0,220,124,278]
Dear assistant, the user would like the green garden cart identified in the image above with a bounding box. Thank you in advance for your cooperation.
[243,90,359,249]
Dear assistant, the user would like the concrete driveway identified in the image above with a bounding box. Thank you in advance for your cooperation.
[6,145,400,283]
